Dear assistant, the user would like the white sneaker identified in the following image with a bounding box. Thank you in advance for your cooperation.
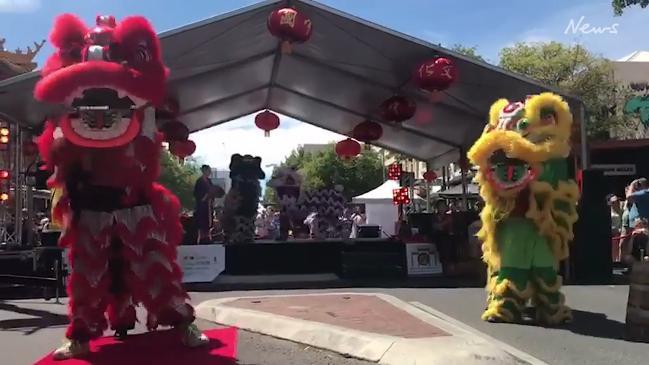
[52,340,90,361]
[181,323,209,348]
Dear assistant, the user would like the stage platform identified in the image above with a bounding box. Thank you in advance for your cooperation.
[220,238,407,278]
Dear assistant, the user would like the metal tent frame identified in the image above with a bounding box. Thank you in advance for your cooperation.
[0,0,584,167]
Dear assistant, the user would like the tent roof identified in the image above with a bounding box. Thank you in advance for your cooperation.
[353,179,423,203]
[0,0,581,167]
[618,50,649,62]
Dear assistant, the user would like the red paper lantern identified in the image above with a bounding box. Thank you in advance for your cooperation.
[413,57,458,95]
[392,187,410,205]
[255,110,280,137]
[423,170,437,183]
[335,138,361,160]
[23,140,39,156]
[352,120,383,148]
[267,7,313,54]
[156,98,180,120]
[387,163,402,180]
[162,120,189,142]
[576,169,583,193]
[169,140,196,159]
[380,96,416,124]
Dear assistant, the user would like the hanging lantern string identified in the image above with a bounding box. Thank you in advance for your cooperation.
[281,40,292,54]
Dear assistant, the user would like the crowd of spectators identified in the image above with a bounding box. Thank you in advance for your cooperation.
[610,178,649,266]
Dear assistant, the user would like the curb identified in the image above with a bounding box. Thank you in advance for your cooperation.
[196,292,545,365]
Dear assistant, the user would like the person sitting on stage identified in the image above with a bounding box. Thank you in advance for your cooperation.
[194,165,215,243]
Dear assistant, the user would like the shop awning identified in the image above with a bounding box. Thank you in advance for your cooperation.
[0,0,581,167]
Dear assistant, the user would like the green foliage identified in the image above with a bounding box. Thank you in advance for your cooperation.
[499,41,634,138]
[612,0,649,15]
[262,184,279,205]
[157,149,201,211]
[451,44,486,62]
[265,144,384,201]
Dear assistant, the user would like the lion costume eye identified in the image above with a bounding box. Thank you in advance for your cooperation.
[516,119,529,131]
[133,42,151,63]
[60,44,83,64]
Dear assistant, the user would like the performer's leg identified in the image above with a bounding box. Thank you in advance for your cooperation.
[106,236,136,339]
[483,218,534,323]
[107,295,136,339]
[132,238,208,347]
[141,184,207,345]
[531,238,571,325]
[54,230,111,360]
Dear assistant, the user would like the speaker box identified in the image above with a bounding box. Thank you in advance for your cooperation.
[572,169,612,284]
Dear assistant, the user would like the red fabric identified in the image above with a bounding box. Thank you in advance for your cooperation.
[34,327,238,365]
[36,14,167,105]
[36,14,193,343]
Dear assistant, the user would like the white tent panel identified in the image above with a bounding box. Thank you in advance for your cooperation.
[353,180,423,235]
[353,180,423,203]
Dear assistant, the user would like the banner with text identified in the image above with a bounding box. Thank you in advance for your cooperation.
[405,243,443,276]
[178,244,226,283]
[62,244,226,283]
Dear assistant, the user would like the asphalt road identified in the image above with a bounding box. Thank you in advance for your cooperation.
[0,286,643,365]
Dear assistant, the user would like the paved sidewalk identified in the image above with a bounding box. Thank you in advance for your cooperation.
[196,292,547,365]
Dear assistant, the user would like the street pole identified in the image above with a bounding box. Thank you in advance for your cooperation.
[578,101,589,170]
[381,149,386,181]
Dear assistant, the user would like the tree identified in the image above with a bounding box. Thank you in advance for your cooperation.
[264,144,384,201]
[499,41,634,138]
[157,150,201,211]
[612,0,649,15]
[451,44,486,62]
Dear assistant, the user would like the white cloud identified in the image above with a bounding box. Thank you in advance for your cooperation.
[0,0,40,13]
[190,113,344,171]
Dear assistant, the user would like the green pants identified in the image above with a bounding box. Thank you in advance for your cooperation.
[483,218,571,325]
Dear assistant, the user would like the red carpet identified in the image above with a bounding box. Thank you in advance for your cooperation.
[34,327,238,365]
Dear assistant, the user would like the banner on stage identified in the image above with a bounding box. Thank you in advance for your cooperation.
[62,244,226,283]
[178,244,226,283]
[405,243,443,276]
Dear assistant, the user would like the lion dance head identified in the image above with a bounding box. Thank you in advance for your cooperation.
[469,93,573,200]
[468,93,579,266]
[34,14,167,149]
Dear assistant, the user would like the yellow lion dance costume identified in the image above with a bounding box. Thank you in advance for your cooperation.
[468,93,580,325]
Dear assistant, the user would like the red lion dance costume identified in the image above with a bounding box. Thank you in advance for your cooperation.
[35,15,208,360]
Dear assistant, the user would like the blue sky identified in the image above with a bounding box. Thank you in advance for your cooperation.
[1,0,648,173]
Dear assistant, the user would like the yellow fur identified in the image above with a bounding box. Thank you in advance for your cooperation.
[468,92,579,271]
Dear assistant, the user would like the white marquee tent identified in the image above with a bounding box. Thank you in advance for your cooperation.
[352,180,423,235]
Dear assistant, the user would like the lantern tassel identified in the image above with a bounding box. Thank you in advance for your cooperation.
[264,130,270,137]
[429,90,443,103]
[281,41,293,54]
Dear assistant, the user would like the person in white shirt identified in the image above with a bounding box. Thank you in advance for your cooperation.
[349,206,366,238]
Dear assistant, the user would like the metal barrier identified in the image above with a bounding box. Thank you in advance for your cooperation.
[0,247,66,302]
